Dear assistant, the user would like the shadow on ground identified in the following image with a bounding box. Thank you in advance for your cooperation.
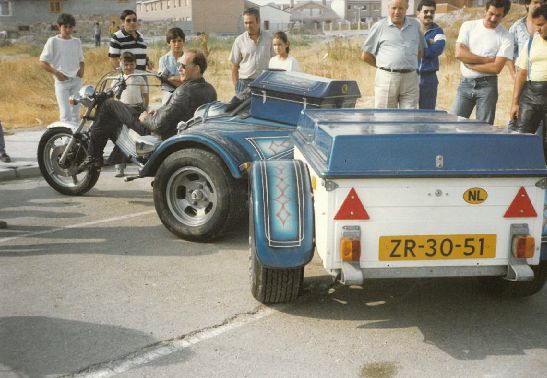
[282,274,547,361]
[0,316,167,378]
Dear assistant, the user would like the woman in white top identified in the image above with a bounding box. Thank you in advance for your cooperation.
[268,31,300,72]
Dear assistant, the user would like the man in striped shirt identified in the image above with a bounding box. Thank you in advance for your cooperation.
[108,9,149,71]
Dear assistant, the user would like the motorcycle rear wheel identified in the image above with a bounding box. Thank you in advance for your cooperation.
[37,127,100,196]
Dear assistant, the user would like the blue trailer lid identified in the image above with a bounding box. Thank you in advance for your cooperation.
[294,109,547,178]
[249,70,361,100]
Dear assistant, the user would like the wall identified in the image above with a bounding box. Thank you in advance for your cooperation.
[0,0,136,30]
[192,0,243,34]
[137,0,192,22]
[260,5,291,32]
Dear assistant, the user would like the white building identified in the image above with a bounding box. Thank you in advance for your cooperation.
[259,3,292,31]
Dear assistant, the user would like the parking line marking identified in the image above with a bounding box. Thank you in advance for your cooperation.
[0,210,156,243]
[68,307,275,377]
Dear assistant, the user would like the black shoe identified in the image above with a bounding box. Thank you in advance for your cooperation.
[78,156,102,172]
[0,153,11,163]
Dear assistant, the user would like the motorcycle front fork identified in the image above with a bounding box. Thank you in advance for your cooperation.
[58,103,95,166]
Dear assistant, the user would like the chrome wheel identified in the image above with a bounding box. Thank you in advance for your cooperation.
[166,166,218,227]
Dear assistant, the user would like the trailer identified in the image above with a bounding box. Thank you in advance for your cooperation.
[249,108,547,303]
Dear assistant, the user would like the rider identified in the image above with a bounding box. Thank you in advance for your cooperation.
[79,49,217,170]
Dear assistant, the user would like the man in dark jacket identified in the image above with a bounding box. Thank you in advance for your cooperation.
[416,0,446,109]
[80,49,217,169]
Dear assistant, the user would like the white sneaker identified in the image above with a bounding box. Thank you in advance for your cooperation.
[115,164,125,178]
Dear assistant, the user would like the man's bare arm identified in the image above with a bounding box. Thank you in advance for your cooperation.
[360,51,376,67]
[465,56,508,75]
[455,43,495,64]
[231,63,239,87]
[509,68,527,121]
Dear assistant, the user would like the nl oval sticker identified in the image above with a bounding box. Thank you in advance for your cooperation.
[463,187,488,204]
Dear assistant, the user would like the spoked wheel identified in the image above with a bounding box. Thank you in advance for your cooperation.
[153,148,245,241]
[37,128,100,195]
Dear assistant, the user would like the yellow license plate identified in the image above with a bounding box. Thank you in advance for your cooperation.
[379,234,496,261]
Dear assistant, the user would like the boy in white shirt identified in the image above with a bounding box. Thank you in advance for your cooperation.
[39,13,84,123]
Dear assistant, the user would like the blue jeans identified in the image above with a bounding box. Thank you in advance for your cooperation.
[235,78,253,96]
[451,76,498,125]
[419,71,438,110]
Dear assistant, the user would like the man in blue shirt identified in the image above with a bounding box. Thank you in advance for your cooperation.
[416,0,446,109]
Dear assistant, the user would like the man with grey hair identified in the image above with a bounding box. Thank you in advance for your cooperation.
[229,7,274,95]
[361,0,424,109]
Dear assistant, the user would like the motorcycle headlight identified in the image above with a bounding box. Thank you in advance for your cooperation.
[70,85,95,108]
[79,85,95,98]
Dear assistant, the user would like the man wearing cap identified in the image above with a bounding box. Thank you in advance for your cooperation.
[361,0,424,109]
[79,49,217,170]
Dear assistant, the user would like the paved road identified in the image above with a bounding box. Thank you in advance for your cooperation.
[1,173,546,377]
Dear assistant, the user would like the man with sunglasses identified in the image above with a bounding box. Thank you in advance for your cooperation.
[416,0,445,110]
[79,49,217,170]
[108,9,150,72]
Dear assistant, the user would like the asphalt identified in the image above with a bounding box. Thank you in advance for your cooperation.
[0,129,42,182]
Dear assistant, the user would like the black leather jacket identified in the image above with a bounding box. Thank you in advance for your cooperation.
[141,77,217,139]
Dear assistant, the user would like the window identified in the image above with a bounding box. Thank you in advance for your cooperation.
[0,1,11,16]
[264,20,270,30]
[48,0,61,13]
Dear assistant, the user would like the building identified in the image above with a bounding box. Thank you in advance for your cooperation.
[331,0,381,22]
[290,1,340,30]
[0,0,137,30]
[255,2,292,32]
[137,0,244,34]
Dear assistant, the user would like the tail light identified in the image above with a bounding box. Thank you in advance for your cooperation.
[512,235,535,258]
[340,225,361,262]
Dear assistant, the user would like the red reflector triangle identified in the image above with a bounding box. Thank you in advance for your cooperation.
[504,186,537,218]
[334,187,370,220]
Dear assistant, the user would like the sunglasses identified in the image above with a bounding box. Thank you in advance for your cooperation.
[177,62,191,70]
[125,18,138,23]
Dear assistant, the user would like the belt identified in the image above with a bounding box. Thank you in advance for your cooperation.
[378,67,414,73]
[463,76,497,82]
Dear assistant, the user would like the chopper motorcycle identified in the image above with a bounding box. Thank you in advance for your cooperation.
[37,70,163,196]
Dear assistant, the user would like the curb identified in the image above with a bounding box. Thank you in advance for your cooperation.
[0,164,41,182]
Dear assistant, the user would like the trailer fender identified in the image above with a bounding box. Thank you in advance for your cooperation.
[249,159,315,269]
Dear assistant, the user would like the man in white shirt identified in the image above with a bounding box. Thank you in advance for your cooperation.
[451,0,513,125]
[229,8,274,94]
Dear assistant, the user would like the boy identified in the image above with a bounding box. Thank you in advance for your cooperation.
[39,13,84,123]
[112,51,149,177]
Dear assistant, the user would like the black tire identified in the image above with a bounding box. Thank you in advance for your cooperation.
[153,148,245,241]
[478,261,547,297]
[37,128,100,196]
[249,193,303,304]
